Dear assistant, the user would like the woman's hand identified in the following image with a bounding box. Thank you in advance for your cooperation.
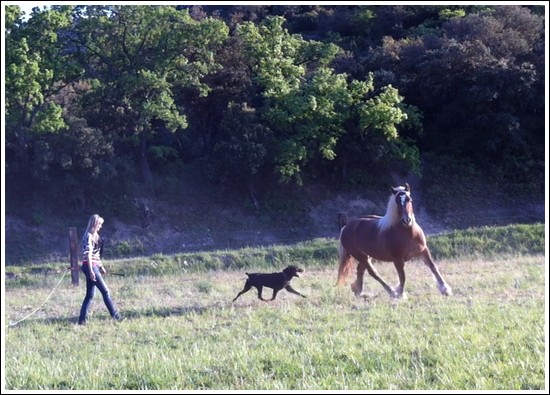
[100,266,107,275]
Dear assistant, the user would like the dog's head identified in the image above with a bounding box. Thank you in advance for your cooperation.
[283,265,304,279]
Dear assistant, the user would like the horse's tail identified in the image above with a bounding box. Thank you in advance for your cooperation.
[336,226,354,286]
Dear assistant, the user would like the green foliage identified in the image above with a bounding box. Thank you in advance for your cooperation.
[5,5,80,181]
[33,102,66,134]
[439,8,466,19]
[136,70,188,132]
[388,138,421,175]
[4,5,24,26]
[367,5,544,187]
[148,146,179,165]
[359,84,407,140]
[74,5,229,182]
[238,17,409,184]
[109,240,146,259]
[4,5,544,219]
[237,16,309,97]
[208,102,272,188]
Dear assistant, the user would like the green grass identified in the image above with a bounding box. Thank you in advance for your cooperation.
[428,223,545,258]
[4,224,546,390]
[5,223,544,280]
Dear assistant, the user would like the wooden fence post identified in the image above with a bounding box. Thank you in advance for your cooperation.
[338,212,348,230]
[69,227,79,286]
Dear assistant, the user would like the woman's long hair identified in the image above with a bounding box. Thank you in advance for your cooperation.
[83,214,104,244]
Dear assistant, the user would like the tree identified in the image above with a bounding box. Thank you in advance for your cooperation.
[175,35,256,160]
[72,5,229,183]
[366,6,544,185]
[5,5,81,181]
[208,102,273,210]
[237,16,410,185]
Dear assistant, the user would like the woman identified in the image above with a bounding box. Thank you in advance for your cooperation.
[78,214,122,325]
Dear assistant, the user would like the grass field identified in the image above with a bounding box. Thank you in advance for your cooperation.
[4,231,547,391]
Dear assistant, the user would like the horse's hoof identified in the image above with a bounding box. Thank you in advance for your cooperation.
[387,287,399,299]
[390,292,406,299]
[439,284,453,296]
[351,283,363,297]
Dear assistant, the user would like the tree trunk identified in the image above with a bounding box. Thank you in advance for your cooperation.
[248,178,260,212]
[140,132,153,184]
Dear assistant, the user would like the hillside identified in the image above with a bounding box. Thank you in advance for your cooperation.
[5,169,545,266]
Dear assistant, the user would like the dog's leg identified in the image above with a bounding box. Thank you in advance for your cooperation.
[256,286,269,301]
[285,285,306,298]
[270,288,281,300]
[232,283,252,302]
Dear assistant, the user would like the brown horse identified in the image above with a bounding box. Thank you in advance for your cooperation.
[336,183,452,299]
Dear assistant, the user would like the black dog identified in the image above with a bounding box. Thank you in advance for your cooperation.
[232,265,306,302]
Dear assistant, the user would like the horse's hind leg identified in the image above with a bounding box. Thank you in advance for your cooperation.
[351,259,367,296]
[357,257,397,298]
[364,257,399,298]
[336,243,354,286]
[420,248,452,296]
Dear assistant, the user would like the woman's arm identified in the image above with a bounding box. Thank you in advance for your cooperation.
[88,234,96,281]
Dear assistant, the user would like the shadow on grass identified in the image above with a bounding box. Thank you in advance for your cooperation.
[7,302,231,328]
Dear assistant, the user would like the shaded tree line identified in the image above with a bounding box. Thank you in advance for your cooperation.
[4,5,545,216]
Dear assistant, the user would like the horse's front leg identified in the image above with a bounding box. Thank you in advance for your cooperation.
[420,248,452,296]
[393,260,407,299]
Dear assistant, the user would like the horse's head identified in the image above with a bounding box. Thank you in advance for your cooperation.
[392,183,414,227]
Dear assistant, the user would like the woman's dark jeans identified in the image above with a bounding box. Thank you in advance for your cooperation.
[78,264,120,324]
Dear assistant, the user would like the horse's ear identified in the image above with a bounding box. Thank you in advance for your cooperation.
[391,186,397,194]
[405,183,410,192]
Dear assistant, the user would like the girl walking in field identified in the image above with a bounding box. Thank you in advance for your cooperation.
[78,214,122,325]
